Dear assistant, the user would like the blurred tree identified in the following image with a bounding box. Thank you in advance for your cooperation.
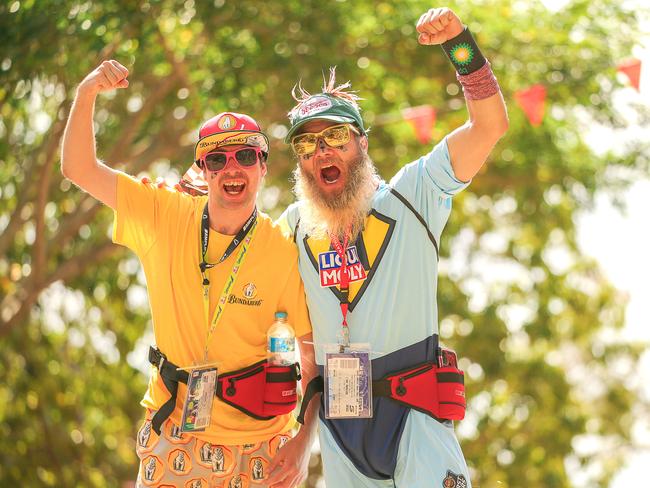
[1,0,648,486]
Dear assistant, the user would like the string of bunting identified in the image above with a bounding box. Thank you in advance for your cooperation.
[512,58,643,127]
[174,57,643,194]
[384,57,642,136]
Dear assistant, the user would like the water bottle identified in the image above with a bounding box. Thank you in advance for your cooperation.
[267,312,295,366]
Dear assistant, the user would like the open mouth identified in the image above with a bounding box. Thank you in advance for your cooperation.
[223,180,246,195]
[320,164,341,184]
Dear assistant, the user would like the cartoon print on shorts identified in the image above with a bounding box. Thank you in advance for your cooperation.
[211,445,235,477]
[268,433,291,457]
[140,454,164,486]
[185,478,208,488]
[136,419,158,454]
[249,456,269,482]
[169,448,192,475]
[194,440,213,468]
[164,420,191,445]
[213,446,225,472]
[226,473,249,488]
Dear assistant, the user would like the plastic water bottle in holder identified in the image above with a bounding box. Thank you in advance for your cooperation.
[267,312,295,366]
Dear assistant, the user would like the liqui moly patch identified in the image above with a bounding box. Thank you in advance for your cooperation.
[318,246,367,288]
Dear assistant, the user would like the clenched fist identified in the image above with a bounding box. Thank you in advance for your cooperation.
[416,8,463,45]
[78,60,129,96]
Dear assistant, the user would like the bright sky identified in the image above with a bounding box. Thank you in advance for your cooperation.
[573,31,650,488]
[580,183,650,487]
[535,1,650,485]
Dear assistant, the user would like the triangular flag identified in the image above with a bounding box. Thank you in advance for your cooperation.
[617,58,642,92]
[514,84,546,127]
[402,105,436,144]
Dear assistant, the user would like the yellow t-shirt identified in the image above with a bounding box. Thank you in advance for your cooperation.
[112,172,311,444]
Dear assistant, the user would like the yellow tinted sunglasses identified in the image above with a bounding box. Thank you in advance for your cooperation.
[291,124,360,156]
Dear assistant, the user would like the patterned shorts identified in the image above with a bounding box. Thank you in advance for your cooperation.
[135,411,292,488]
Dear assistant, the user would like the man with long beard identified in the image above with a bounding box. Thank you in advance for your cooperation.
[277,7,508,488]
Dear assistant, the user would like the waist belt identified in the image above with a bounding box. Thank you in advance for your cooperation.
[148,346,301,434]
[296,349,465,424]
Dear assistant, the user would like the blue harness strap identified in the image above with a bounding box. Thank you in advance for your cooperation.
[389,187,439,258]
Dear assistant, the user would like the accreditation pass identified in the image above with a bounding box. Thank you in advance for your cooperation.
[324,344,373,419]
[180,366,218,433]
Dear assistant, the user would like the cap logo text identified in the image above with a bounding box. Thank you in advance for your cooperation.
[299,96,333,117]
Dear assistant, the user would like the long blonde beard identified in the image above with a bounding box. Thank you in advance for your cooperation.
[293,153,380,241]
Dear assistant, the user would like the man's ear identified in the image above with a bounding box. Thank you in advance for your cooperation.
[260,162,268,177]
[359,134,368,152]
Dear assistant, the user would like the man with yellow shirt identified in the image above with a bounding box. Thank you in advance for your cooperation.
[61,60,318,488]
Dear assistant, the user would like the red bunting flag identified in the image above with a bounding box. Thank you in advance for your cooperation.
[402,105,436,144]
[514,84,546,127]
[617,58,642,92]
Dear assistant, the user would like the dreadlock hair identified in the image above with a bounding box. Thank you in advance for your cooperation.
[288,67,363,118]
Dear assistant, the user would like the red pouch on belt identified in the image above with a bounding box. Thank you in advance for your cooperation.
[382,349,465,421]
[217,361,300,420]
[435,348,466,420]
[263,364,300,416]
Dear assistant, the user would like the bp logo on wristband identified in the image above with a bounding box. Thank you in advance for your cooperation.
[449,42,474,66]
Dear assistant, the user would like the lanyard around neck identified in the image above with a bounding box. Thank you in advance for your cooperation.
[199,202,258,361]
[329,233,351,347]
[199,203,257,283]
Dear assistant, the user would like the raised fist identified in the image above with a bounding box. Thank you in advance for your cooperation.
[416,8,463,45]
[79,60,129,96]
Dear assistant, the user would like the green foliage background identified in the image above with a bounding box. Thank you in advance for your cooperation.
[1,0,649,486]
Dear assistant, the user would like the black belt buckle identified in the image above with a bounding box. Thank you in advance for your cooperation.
[154,347,167,370]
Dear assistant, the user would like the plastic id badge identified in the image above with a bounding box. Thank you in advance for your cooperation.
[180,366,218,433]
[324,343,373,419]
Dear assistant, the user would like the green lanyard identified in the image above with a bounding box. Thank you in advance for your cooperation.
[200,216,258,362]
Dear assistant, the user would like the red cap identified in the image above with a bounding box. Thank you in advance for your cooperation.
[194,112,270,163]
